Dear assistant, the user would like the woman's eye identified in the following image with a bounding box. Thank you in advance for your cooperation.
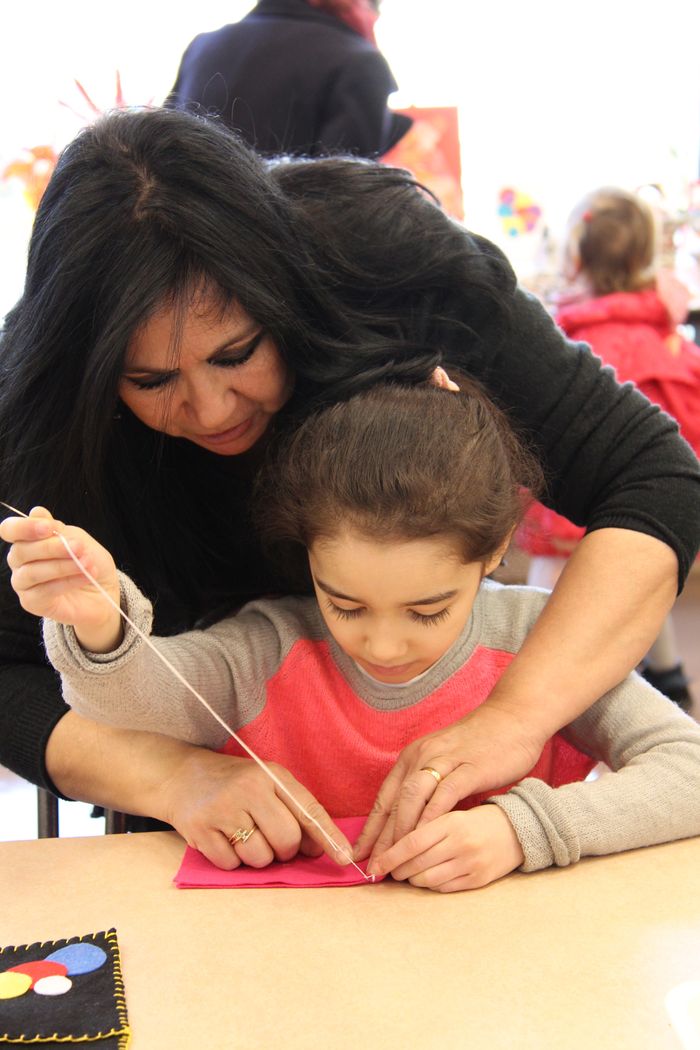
[214,331,264,369]
[409,607,451,626]
[124,331,266,390]
[327,601,364,621]
[126,373,175,391]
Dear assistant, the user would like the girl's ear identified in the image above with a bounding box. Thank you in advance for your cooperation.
[482,531,514,577]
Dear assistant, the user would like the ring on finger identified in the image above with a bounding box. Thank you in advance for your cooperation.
[228,825,257,846]
[419,766,442,785]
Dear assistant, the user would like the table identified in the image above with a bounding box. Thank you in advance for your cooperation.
[1,831,699,1049]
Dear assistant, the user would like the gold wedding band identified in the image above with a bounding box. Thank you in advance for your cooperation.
[228,825,256,846]
[420,766,442,785]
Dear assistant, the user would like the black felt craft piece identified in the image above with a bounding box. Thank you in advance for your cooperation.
[0,928,129,1047]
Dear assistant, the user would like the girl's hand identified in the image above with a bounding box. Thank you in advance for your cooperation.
[367,805,524,892]
[159,747,354,871]
[353,704,545,865]
[0,506,122,652]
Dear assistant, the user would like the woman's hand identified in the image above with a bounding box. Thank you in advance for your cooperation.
[158,746,354,871]
[0,506,121,652]
[354,703,545,865]
[367,805,524,892]
[44,713,354,872]
[356,528,679,864]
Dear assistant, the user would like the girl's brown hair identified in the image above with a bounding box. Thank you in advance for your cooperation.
[256,378,543,577]
[565,187,657,296]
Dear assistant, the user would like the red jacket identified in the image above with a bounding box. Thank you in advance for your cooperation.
[519,290,700,557]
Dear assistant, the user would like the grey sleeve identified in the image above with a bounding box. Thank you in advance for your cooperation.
[488,676,700,871]
[41,572,297,750]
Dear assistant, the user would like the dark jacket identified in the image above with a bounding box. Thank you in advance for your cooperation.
[166,0,412,157]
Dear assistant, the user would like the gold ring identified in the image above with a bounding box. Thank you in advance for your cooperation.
[420,766,442,785]
[228,825,256,846]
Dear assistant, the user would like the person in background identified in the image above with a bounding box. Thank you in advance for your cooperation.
[519,187,700,711]
[3,382,699,886]
[0,109,698,863]
[166,0,412,157]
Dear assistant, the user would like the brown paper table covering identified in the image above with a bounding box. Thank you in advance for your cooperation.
[1,830,698,1049]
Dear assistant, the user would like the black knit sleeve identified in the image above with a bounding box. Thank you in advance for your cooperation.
[0,556,69,792]
[461,287,700,589]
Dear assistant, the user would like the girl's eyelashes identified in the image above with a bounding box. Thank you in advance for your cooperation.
[327,601,364,621]
[409,607,452,626]
[123,330,265,391]
[326,600,452,626]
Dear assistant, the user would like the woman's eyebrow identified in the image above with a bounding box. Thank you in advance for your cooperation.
[314,576,457,606]
[209,324,262,355]
[122,364,176,376]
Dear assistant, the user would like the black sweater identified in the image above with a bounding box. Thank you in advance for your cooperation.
[1,287,699,792]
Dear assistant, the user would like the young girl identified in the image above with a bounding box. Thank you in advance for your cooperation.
[2,382,699,891]
[519,186,700,710]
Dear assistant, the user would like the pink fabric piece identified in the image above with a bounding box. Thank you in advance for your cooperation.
[174,816,382,889]
[219,640,593,815]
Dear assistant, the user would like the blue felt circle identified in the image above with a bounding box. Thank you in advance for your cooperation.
[45,943,107,976]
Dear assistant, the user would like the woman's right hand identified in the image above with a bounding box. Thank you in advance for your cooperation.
[158,745,355,871]
[0,506,122,652]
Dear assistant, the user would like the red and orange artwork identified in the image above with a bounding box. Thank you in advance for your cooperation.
[2,73,139,213]
[2,145,59,212]
[382,106,464,220]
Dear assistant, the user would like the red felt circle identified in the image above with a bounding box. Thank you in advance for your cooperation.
[8,961,68,986]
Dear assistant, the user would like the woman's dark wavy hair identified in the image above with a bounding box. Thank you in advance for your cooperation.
[269,155,516,410]
[0,106,515,595]
[256,378,542,587]
[0,108,317,521]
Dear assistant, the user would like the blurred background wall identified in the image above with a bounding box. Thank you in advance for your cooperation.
[1,0,699,319]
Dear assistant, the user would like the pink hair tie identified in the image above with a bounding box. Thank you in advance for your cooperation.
[582,210,593,222]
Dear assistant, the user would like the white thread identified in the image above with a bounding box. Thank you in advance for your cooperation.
[1,502,373,882]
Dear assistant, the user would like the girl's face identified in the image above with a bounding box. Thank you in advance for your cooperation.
[119,296,293,456]
[309,529,503,684]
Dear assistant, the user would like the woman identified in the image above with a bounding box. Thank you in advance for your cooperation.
[0,107,697,865]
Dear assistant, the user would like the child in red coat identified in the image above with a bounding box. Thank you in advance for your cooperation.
[519,187,700,710]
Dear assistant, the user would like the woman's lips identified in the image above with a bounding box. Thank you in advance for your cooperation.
[196,418,253,445]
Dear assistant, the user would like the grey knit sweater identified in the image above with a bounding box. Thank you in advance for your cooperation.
[44,578,700,872]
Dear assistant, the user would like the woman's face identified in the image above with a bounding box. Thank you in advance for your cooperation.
[119,296,294,455]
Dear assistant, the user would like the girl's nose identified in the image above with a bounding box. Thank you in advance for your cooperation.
[365,627,408,665]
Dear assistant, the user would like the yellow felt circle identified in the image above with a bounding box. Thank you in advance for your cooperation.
[0,970,32,999]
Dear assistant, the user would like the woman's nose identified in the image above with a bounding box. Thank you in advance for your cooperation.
[183,373,237,430]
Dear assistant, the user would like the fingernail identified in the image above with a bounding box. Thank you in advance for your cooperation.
[34,522,52,537]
